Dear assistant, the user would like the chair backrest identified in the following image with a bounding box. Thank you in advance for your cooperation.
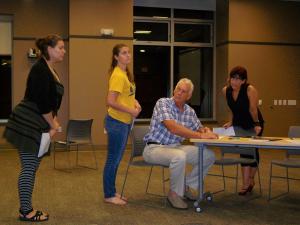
[131,125,149,158]
[66,119,93,143]
[221,146,256,156]
[288,126,300,156]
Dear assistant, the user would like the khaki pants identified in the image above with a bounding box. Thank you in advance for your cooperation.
[143,144,215,196]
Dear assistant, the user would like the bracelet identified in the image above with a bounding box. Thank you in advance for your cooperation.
[253,121,260,126]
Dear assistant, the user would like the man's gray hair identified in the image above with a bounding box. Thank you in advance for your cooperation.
[176,78,194,95]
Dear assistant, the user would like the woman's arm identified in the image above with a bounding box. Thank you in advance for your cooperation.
[107,91,141,118]
[43,112,59,137]
[222,86,233,128]
[247,85,262,135]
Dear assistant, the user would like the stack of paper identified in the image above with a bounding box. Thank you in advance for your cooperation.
[213,126,235,136]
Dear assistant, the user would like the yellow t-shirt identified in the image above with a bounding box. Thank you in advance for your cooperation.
[107,66,135,124]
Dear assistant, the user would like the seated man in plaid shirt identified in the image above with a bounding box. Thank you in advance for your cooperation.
[143,78,218,210]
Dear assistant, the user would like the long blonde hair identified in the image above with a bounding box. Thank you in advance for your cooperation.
[109,43,134,83]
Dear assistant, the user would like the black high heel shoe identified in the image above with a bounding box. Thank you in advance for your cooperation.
[247,184,254,193]
[238,185,252,196]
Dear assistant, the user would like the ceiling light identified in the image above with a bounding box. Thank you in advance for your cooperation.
[134,30,152,34]
[153,16,169,19]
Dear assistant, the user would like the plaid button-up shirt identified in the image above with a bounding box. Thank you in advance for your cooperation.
[144,98,202,145]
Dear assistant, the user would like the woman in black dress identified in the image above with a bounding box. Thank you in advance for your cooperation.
[223,66,264,195]
[4,34,65,221]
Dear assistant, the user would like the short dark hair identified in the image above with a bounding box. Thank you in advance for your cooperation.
[229,66,248,81]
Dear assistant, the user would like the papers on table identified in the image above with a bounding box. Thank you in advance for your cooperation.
[213,126,235,136]
[286,139,300,145]
[38,132,51,158]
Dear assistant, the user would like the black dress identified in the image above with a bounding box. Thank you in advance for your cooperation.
[3,58,64,156]
[226,83,264,167]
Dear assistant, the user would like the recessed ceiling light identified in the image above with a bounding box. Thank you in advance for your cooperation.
[134,30,152,34]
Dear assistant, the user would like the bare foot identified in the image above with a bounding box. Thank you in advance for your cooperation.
[104,197,127,205]
[115,193,128,201]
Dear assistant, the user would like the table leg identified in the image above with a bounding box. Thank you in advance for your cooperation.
[194,143,204,212]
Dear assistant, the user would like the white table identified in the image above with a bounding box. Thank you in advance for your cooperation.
[190,136,300,212]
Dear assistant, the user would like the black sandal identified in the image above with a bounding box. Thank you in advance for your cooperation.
[19,209,49,222]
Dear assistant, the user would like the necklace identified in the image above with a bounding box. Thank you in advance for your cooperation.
[46,62,60,82]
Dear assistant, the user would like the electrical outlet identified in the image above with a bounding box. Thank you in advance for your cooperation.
[283,100,287,105]
[288,100,297,105]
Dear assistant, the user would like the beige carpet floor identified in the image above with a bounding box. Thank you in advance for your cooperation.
[0,147,299,225]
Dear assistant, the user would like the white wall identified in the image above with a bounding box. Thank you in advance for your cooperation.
[0,21,12,55]
[134,0,216,11]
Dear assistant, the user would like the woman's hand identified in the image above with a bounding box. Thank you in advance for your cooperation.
[135,100,142,111]
[130,100,142,118]
[131,108,141,118]
[223,121,232,129]
[49,128,57,138]
[254,125,262,135]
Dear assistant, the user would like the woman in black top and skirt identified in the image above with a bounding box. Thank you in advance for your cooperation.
[4,34,65,221]
[222,66,264,195]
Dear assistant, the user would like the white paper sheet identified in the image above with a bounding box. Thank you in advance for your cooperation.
[38,132,51,158]
[286,139,300,145]
[213,126,235,136]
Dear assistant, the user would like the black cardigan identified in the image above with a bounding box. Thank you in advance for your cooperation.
[24,57,63,115]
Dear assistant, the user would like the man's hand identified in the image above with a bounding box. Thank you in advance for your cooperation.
[198,132,218,139]
[203,127,212,133]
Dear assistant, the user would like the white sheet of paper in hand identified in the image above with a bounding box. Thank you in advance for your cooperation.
[38,132,51,158]
[213,126,235,136]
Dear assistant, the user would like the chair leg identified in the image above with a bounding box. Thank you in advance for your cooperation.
[162,167,166,196]
[53,143,57,169]
[67,145,72,169]
[257,167,262,195]
[235,165,239,193]
[120,161,131,197]
[162,167,167,208]
[221,165,226,192]
[91,144,98,169]
[286,168,290,194]
[76,144,98,170]
[146,166,154,194]
[268,163,273,201]
[210,164,230,195]
[76,145,79,166]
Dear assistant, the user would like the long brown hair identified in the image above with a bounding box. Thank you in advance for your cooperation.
[109,43,134,83]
